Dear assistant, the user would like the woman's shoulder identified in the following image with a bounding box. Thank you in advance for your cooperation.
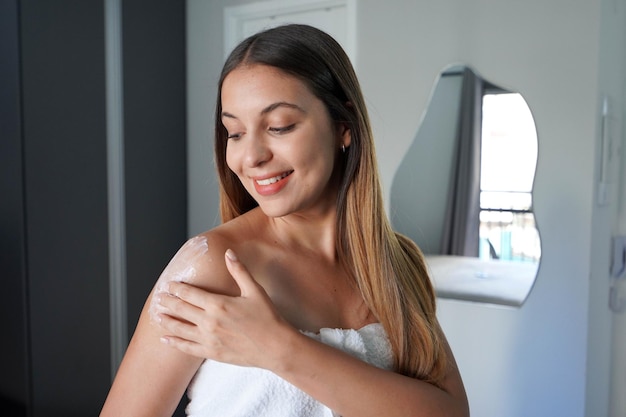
[194,207,268,256]
[166,210,267,296]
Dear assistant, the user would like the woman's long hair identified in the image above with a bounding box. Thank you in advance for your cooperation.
[214,24,447,385]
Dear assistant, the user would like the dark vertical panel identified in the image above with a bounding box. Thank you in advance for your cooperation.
[122,2,188,414]
[19,1,111,415]
[122,0,187,330]
[7,1,188,415]
[0,0,29,415]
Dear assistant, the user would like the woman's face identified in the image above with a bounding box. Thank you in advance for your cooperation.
[221,64,350,219]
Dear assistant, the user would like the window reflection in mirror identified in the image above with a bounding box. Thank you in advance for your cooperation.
[479,92,541,263]
[390,65,541,307]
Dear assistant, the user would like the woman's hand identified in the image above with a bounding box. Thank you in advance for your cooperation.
[156,249,290,369]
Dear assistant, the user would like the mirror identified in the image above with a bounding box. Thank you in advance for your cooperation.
[390,65,541,307]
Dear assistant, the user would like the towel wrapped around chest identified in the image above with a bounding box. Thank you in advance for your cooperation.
[185,323,393,417]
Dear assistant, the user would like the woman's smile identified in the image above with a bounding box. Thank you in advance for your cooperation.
[253,170,294,196]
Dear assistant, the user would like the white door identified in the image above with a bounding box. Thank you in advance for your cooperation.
[223,0,356,64]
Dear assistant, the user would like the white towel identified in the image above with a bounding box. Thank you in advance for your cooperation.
[185,323,393,417]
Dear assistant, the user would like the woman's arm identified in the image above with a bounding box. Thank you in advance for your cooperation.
[158,249,469,417]
[273,324,469,417]
[100,235,239,417]
[99,290,202,417]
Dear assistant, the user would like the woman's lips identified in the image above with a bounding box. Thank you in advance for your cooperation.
[253,171,293,196]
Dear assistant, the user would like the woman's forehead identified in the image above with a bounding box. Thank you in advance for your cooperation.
[221,65,318,115]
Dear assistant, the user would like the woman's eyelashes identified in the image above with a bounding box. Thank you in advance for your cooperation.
[268,124,295,135]
[225,123,295,140]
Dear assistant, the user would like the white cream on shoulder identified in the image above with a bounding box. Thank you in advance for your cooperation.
[148,235,210,323]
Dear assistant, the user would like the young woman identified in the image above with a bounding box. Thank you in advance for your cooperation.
[100,24,469,417]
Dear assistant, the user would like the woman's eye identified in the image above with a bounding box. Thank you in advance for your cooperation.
[227,132,242,140]
[268,124,295,134]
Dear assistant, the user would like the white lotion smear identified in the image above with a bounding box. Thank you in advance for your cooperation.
[149,235,209,323]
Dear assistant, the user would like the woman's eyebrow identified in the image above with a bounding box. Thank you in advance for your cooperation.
[221,101,306,121]
[221,111,237,120]
[260,101,305,115]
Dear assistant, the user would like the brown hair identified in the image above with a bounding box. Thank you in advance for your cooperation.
[214,24,446,385]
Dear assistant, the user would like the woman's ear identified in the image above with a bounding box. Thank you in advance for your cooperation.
[338,123,352,149]
[337,101,353,150]
[342,101,354,149]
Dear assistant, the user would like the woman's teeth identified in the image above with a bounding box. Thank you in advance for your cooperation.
[256,172,291,185]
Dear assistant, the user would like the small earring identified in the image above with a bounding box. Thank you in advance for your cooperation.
[341,144,346,153]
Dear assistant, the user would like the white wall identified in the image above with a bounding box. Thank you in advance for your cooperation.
[187,1,623,416]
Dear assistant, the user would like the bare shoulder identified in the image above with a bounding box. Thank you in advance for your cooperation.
[155,230,236,297]
[156,211,266,297]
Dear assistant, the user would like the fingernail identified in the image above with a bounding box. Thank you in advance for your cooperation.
[225,249,238,262]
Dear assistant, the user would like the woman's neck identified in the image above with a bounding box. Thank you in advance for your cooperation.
[266,207,339,263]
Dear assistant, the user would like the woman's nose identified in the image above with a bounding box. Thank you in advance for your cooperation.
[243,135,272,168]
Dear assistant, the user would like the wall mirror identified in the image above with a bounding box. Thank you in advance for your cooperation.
[390,65,541,307]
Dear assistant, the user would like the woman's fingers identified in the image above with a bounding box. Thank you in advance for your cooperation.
[224,249,261,298]
[159,335,204,358]
[166,281,222,309]
[158,289,206,322]
[157,305,199,340]
[157,294,224,359]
